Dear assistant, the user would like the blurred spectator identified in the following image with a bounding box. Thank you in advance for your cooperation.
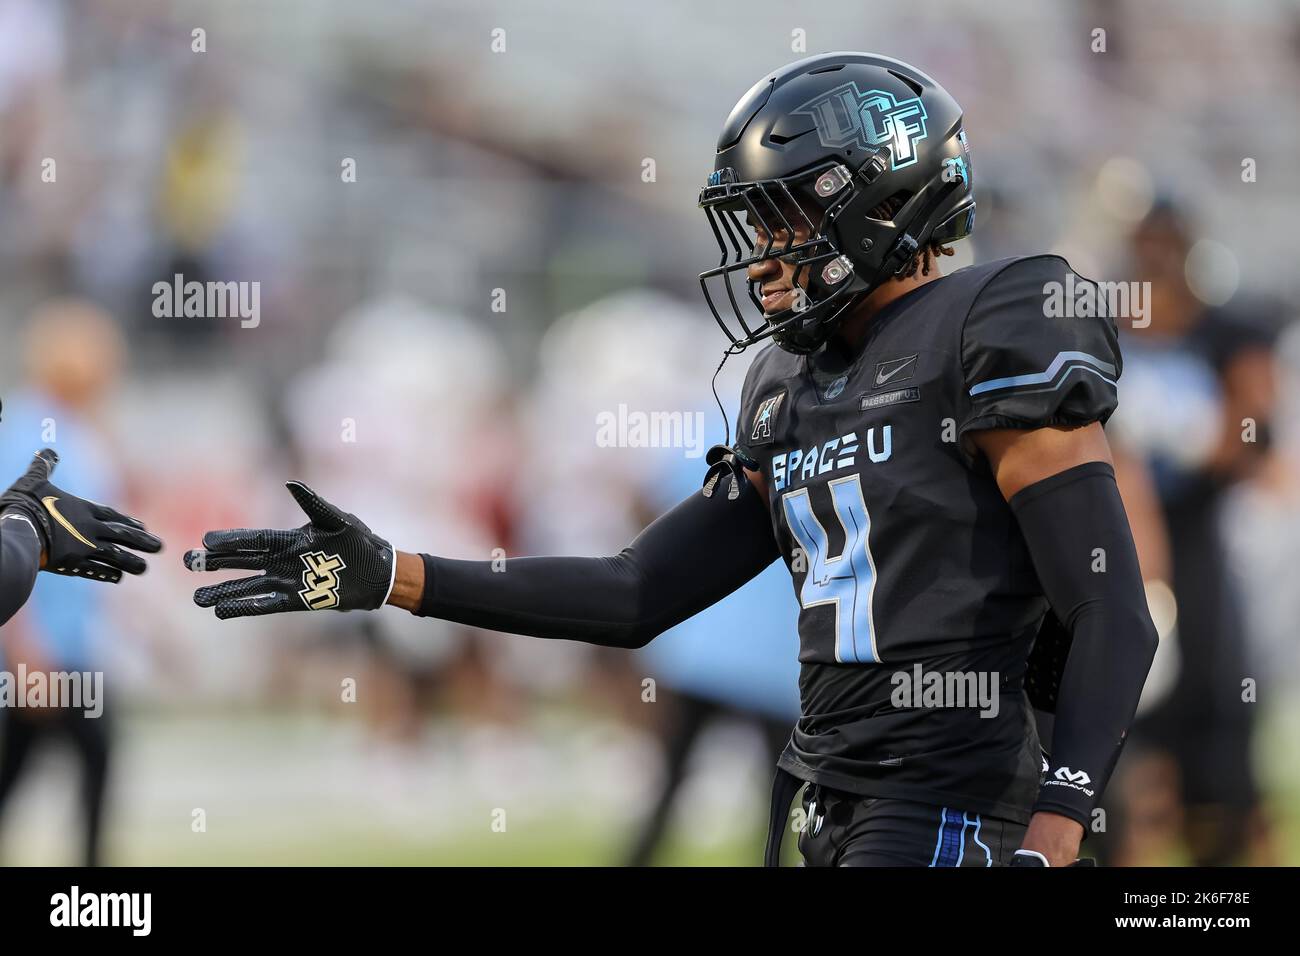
[627,450,800,866]
[282,296,518,749]
[518,290,802,864]
[0,298,126,866]
[1105,202,1285,865]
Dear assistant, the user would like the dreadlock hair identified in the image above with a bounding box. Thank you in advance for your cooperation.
[868,194,955,279]
[899,240,955,278]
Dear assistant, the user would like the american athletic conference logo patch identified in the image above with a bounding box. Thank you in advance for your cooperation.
[750,391,786,445]
[299,550,346,610]
[793,82,929,169]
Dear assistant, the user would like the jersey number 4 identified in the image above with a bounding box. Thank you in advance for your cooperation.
[781,474,879,664]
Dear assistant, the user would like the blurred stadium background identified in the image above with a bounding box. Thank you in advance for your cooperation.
[0,0,1297,865]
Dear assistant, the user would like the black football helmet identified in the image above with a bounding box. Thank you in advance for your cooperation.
[698,52,975,354]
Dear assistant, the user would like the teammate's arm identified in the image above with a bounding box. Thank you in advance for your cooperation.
[0,513,42,626]
[972,423,1159,866]
[188,471,780,648]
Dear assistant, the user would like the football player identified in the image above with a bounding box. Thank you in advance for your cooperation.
[186,53,1158,867]
[0,448,163,627]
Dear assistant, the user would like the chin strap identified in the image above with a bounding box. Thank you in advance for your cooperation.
[707,343,759,502]
[703,344,760,500]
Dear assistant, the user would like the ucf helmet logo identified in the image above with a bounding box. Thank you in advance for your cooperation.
[299,551,346,610]
[794,81,929,169]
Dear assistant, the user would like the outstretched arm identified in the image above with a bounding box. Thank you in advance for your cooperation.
[390,472,778,647]
[188,472,780,649]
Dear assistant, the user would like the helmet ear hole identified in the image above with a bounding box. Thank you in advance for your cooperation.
[866,190,914,223]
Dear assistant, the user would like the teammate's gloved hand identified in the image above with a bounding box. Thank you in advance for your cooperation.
[184,480,395,619]
[0,448,163,582]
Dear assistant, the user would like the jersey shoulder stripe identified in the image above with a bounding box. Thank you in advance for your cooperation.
[968,349,1118,397]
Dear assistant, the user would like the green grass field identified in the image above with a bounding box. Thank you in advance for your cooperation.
[3,704,1295,866]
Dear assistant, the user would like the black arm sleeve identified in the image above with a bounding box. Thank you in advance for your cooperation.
[416,475,780,649]
[1010,461,1159,829]
[0,513,42,627]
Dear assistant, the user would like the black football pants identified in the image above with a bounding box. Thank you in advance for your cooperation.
[796,782,1028,867]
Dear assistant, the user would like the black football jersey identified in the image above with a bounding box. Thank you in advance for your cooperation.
[735,254,1121,822]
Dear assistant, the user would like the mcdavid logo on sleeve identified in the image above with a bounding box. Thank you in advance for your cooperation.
[1042,766,1095,798]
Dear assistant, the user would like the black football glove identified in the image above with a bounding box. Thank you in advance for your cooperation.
[184,480,395,619]
[1009,850,1097,867]
[0,448,163,582]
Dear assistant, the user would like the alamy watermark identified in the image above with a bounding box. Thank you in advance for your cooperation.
[50,885,150,936]
[152,273,260,328]
[0,666,103,718]
[890,663,999,718]
[595,404,706,459]
[1044,273,1151,329]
